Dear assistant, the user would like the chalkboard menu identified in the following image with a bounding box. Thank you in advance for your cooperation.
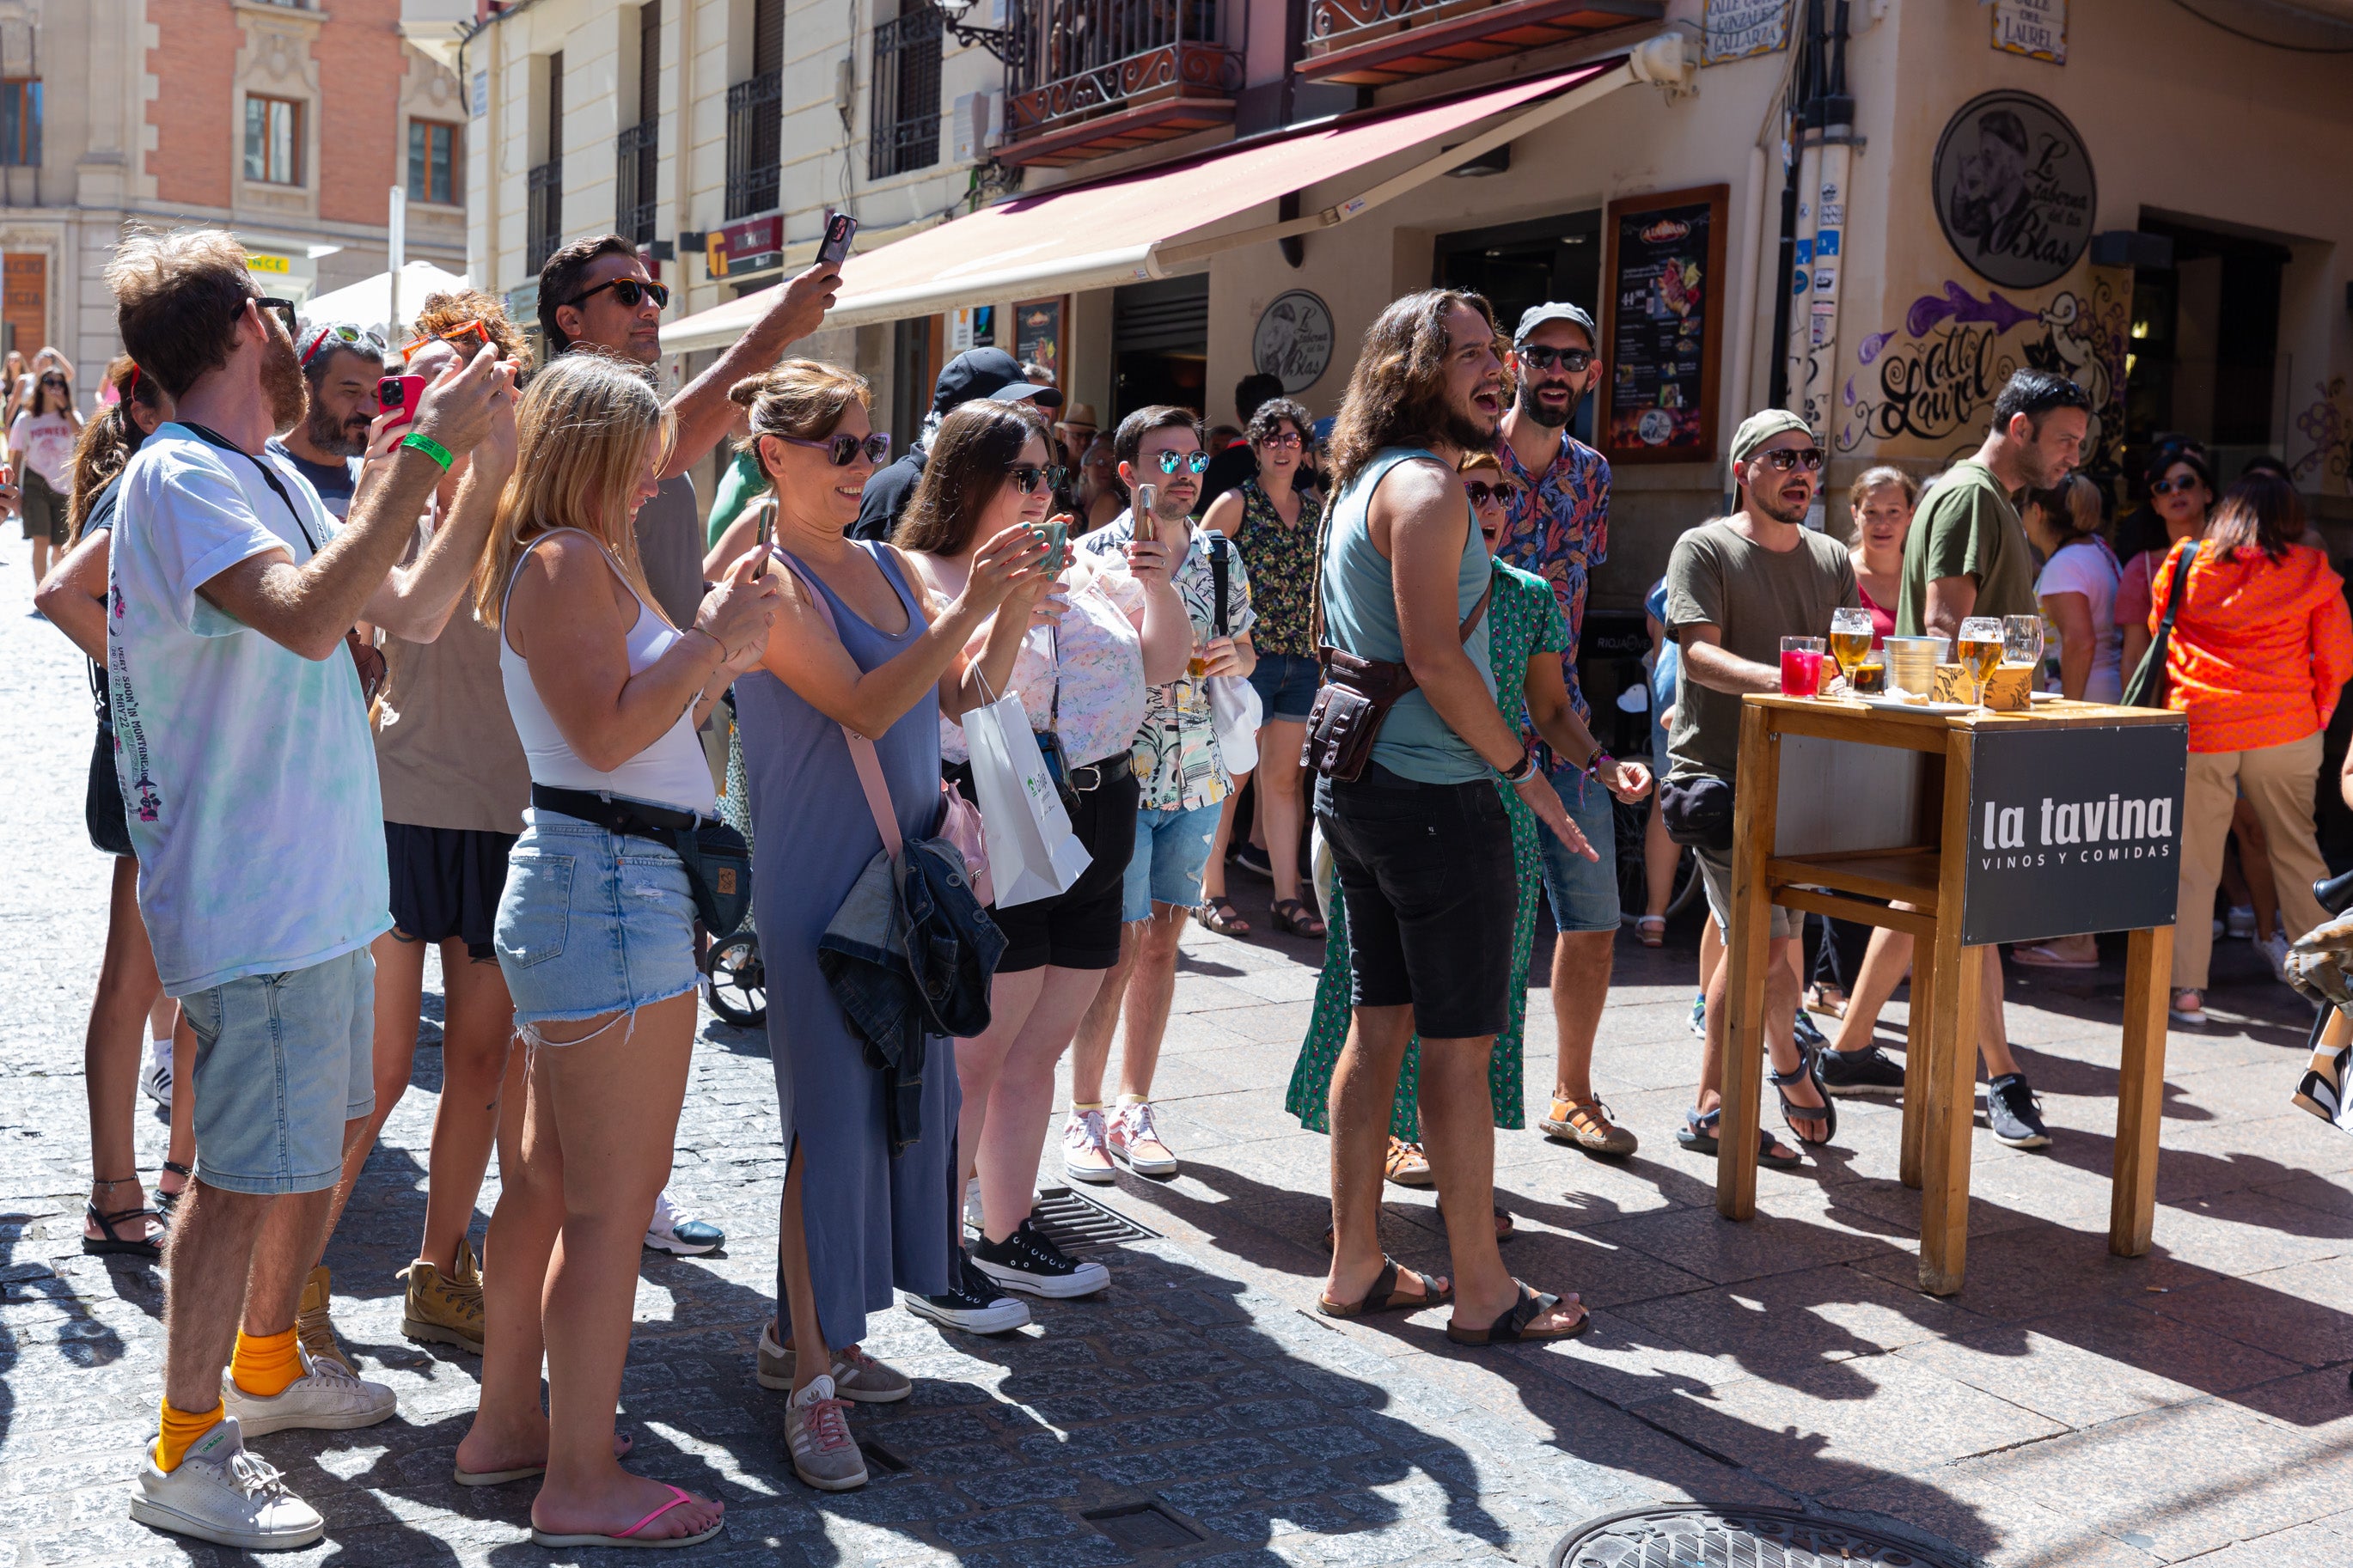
[1600,185,1727,465]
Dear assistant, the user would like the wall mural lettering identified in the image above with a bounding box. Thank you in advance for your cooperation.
[2290,376,2353,495]
[1931,90,2095,290]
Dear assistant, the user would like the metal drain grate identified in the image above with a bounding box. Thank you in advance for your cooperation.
[1028,1185,1161,1252]
[1083,1503,1202,1550]
[1550,1504,1966,1568]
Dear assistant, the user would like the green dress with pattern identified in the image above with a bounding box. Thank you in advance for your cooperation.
[1285,559,1569,1138]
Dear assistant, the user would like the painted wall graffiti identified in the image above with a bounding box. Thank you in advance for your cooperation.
[1837,272,2130,473]
[2290,376,2353,496]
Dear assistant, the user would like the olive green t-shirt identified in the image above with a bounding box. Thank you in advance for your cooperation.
[1895,459,2034,635]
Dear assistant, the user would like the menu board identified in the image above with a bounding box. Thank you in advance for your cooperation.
[1600,185,1728,465]
[1012,296,1066,385]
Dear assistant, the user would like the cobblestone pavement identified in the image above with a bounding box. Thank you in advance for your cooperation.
[9,555,2353,1568]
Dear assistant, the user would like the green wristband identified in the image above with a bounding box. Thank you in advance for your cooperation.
[400,431,454,471]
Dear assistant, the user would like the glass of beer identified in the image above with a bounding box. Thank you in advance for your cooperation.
[2002,613,2046,695]
[1957,616,2004,708]
[1779,636,1826,697]
[1829,607,1874,694]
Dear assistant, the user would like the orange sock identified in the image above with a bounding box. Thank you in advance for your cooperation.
[154,1398,223,1472]
[229,1326,303,1398]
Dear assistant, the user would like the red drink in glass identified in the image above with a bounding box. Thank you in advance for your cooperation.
[1779,648,1822,696]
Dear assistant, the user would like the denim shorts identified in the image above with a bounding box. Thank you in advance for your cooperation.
[1123,798,1223,922]
[1317,764,1516,1039]
[494,807,700,1033]
[1247,650,1323,725]
[1537,768,1622,933]
[181,948,376,1196]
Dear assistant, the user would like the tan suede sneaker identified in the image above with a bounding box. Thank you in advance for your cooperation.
[296,1265,353,1374]
[400,1239,485,1355]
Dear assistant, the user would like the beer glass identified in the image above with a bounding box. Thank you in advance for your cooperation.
[2002,613,2046,692]
[1779,636,1825,698]
[1829,607,1874,692]
[1957,616,2003,709]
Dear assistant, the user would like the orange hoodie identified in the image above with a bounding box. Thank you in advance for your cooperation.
[2150,540,2353,753]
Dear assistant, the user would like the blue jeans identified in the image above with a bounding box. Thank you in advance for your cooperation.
[1537,769,1622,933]
[1122,798,1223,921]
[181,948,376,1195]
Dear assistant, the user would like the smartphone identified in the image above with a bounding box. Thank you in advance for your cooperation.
[1041,518,1069,573]
[1133,484,1157,543]
[816,213,858,269]
[377,374,426,430]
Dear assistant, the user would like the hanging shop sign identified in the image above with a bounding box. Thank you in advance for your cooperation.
[1599,184,1727,465]
[1012,296,1066,385]
[1992,0,2066,65]
[1932,90,2094,290]
[1961,723,2185,946]
[1701,0,1789,64]
[1252,290,1335,394]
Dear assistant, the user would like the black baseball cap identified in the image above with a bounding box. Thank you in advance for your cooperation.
[930,347,1064,418]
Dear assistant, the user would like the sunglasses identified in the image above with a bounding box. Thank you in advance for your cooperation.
[775,430,891,467]
[1464,480,1519,508]
[300,321,380,367]
[402,320,490,363]
[567,277,671,312]
[1153,449,1212,475]
[39,375,66,389]
[1753,446,1826,473]
[254,296,300,339]
[1257,430,1304,449]
[1516,345,1594,374]
[2149,475,2205,497]
[1010,464,1069,495]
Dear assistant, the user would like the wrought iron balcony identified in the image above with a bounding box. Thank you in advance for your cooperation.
[617,119,658,245]
[997,0,1244,168]
[526,158,562,274]
[871,5,944,179]
[1302,0,1658,88]
[725,70,781,220]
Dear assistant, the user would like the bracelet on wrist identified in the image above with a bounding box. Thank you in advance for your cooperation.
[1500,751,1537,785]
[1583,748,1615,782]
[399,431,454,471]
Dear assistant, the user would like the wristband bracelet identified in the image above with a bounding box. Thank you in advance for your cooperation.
[1582,747,1615,782]
[1500,752,1537,785]
[400,431,454,471]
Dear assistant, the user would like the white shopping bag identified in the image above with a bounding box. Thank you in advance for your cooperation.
[963,688,1093,909]
[1208,674,1262,776]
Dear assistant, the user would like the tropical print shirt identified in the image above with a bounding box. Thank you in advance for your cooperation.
[1494,430,1610,734]
[1078,510,1256,810]
[1231,479,1323,658]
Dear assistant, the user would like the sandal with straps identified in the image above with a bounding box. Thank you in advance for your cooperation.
[1771,1046,1837,1148]
[155,1161,192,1223]
[1446,1280,1589,1345]
[1270,898,1327,939]
[83,1196,162,1259]
[1195,894,1251,937]
[1674,1107,1803,1169]
[1316,1255,1452,1318]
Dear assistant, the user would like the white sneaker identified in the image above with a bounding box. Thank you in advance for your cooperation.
[2259,930,2292,984]
[644,1189,724,1255]
[130,1416,324,1550]
[1108,1101,1178,1178]
[140,1041,172,1109]
[2227,905,2258,940]
[1062,1107,1115,1186]
[785,1375,868,1492]
[222,1344,397,1437]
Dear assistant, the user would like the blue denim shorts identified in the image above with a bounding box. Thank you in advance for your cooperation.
[1246,650,1322,725]
[182,948,376,1196]
[1537,767,1622,934]
[1122,798,1223,922]
[494,807,700,1034]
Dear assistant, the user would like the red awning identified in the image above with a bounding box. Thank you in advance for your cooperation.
[663,58,1629,350]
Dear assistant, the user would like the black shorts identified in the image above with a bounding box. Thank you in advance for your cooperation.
[1317,763,1516,1040]
[88,720,132,857]
[385,821,518,961]
[949,760,1139,973]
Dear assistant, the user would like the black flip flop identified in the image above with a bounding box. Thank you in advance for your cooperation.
[1316,1255,1452,1318]
[1446,1280,1589,1345]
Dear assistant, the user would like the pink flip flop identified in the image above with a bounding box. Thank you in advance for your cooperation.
[530,1484,723,1549]
[2010,943,2099,970]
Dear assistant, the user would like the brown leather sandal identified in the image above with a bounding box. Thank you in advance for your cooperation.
[1195,895,1250,937]
[1316,1255,1452,1318]
[1445,1281,1588,1345]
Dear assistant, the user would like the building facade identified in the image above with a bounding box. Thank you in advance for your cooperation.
[2,0,464,388]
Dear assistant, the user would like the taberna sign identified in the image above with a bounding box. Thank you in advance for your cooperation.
[1961,723,2186,947]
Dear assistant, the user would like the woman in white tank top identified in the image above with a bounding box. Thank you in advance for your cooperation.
[453,353,778,1547]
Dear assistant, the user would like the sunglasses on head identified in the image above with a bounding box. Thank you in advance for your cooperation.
[1752,446,1826,473]
[1464,479,1519,508]
[775,430,891,467]
[2149,475,2204,497]
[1153,449,1212,475]
[1516,345,1593,374]
[1010,464,1069,495]
[1258,430,1304,449]
[567,277,670,312]
[402,320,491,363]
[299,321,380,367]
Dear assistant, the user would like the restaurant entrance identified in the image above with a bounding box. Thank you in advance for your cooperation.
[1113,274,1209,422]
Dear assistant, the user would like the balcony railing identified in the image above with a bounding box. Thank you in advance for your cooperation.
[1303,0,1659,85]
[1001,0,1241,153]
[871,6,944,180]
[526,158,562,274]
[724,70,780,219]
[617,120,658,245]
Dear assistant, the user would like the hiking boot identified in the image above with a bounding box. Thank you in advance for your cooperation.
[969,1216,1109,1299]
[1819,1045,1906,1096]
[903,1254,1030,1334]
[644,1190,724,1255]
[296,1266,351,1374]
[131,1416,323,1551]
[222,1343,396,1437]
[785,1375,867,1492]
[400,1238,485,1355]
[755,1322,913,1402]
[1984,1073,2050,1150]
[1540,1098,1639,1158]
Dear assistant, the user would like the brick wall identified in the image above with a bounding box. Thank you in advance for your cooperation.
[317,0,407,226]
[145,1,239,209]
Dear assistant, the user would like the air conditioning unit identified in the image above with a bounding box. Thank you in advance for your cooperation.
[951,90,1000,164]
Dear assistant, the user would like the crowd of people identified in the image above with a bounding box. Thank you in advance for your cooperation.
[33,221,2350,1553]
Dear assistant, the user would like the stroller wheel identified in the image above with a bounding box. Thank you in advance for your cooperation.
[704,931,767,1028]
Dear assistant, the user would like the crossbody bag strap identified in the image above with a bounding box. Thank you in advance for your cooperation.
[2153,540,2197,644]
[776,548,903,861]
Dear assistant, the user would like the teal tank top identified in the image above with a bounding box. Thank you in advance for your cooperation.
[1318,447,1494,784]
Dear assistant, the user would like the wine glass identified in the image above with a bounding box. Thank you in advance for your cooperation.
[2003,613,2046,696]
[1829,607,1874,694]
[1957,616,2003,710]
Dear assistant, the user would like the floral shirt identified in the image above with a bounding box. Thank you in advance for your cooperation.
[1494,430,1610,732]
[1079,510,1256,810]
[941,556,1146,768]
[1232,479,1322,658]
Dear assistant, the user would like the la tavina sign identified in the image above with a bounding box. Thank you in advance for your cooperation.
[1961,723,2187,946]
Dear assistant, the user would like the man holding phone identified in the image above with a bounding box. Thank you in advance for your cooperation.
[271,320,388,520]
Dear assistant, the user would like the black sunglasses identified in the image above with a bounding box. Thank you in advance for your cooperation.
[1516,345,1594,374]
[254,296,300,339]
[38,375,66,388]
[777,430,890,467]
[1010,464,1069,495]
[568,277,671,312]
[2148,475,2205,497]
[1464,480,1519,508]
[1154,449,1212,475]
[1754,446,1826,473]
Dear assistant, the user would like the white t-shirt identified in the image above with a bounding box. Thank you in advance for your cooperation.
[10,410,76,490]
[107,424,390,993]
[2034,537,2125,705]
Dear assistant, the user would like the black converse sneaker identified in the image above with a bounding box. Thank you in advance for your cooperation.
[969,1217,1109,1299]
[902,1254,1031,1333]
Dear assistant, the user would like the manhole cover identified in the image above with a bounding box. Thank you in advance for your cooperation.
[1550,1504,1967,1568]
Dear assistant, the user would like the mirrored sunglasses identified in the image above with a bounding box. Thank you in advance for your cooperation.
[1154,449,1212,475]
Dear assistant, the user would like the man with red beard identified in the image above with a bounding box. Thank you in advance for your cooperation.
[1660,410,1851,1170]
[105,228,512,1552]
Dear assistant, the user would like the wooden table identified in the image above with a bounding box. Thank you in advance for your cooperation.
[1716,692,2188,1295]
